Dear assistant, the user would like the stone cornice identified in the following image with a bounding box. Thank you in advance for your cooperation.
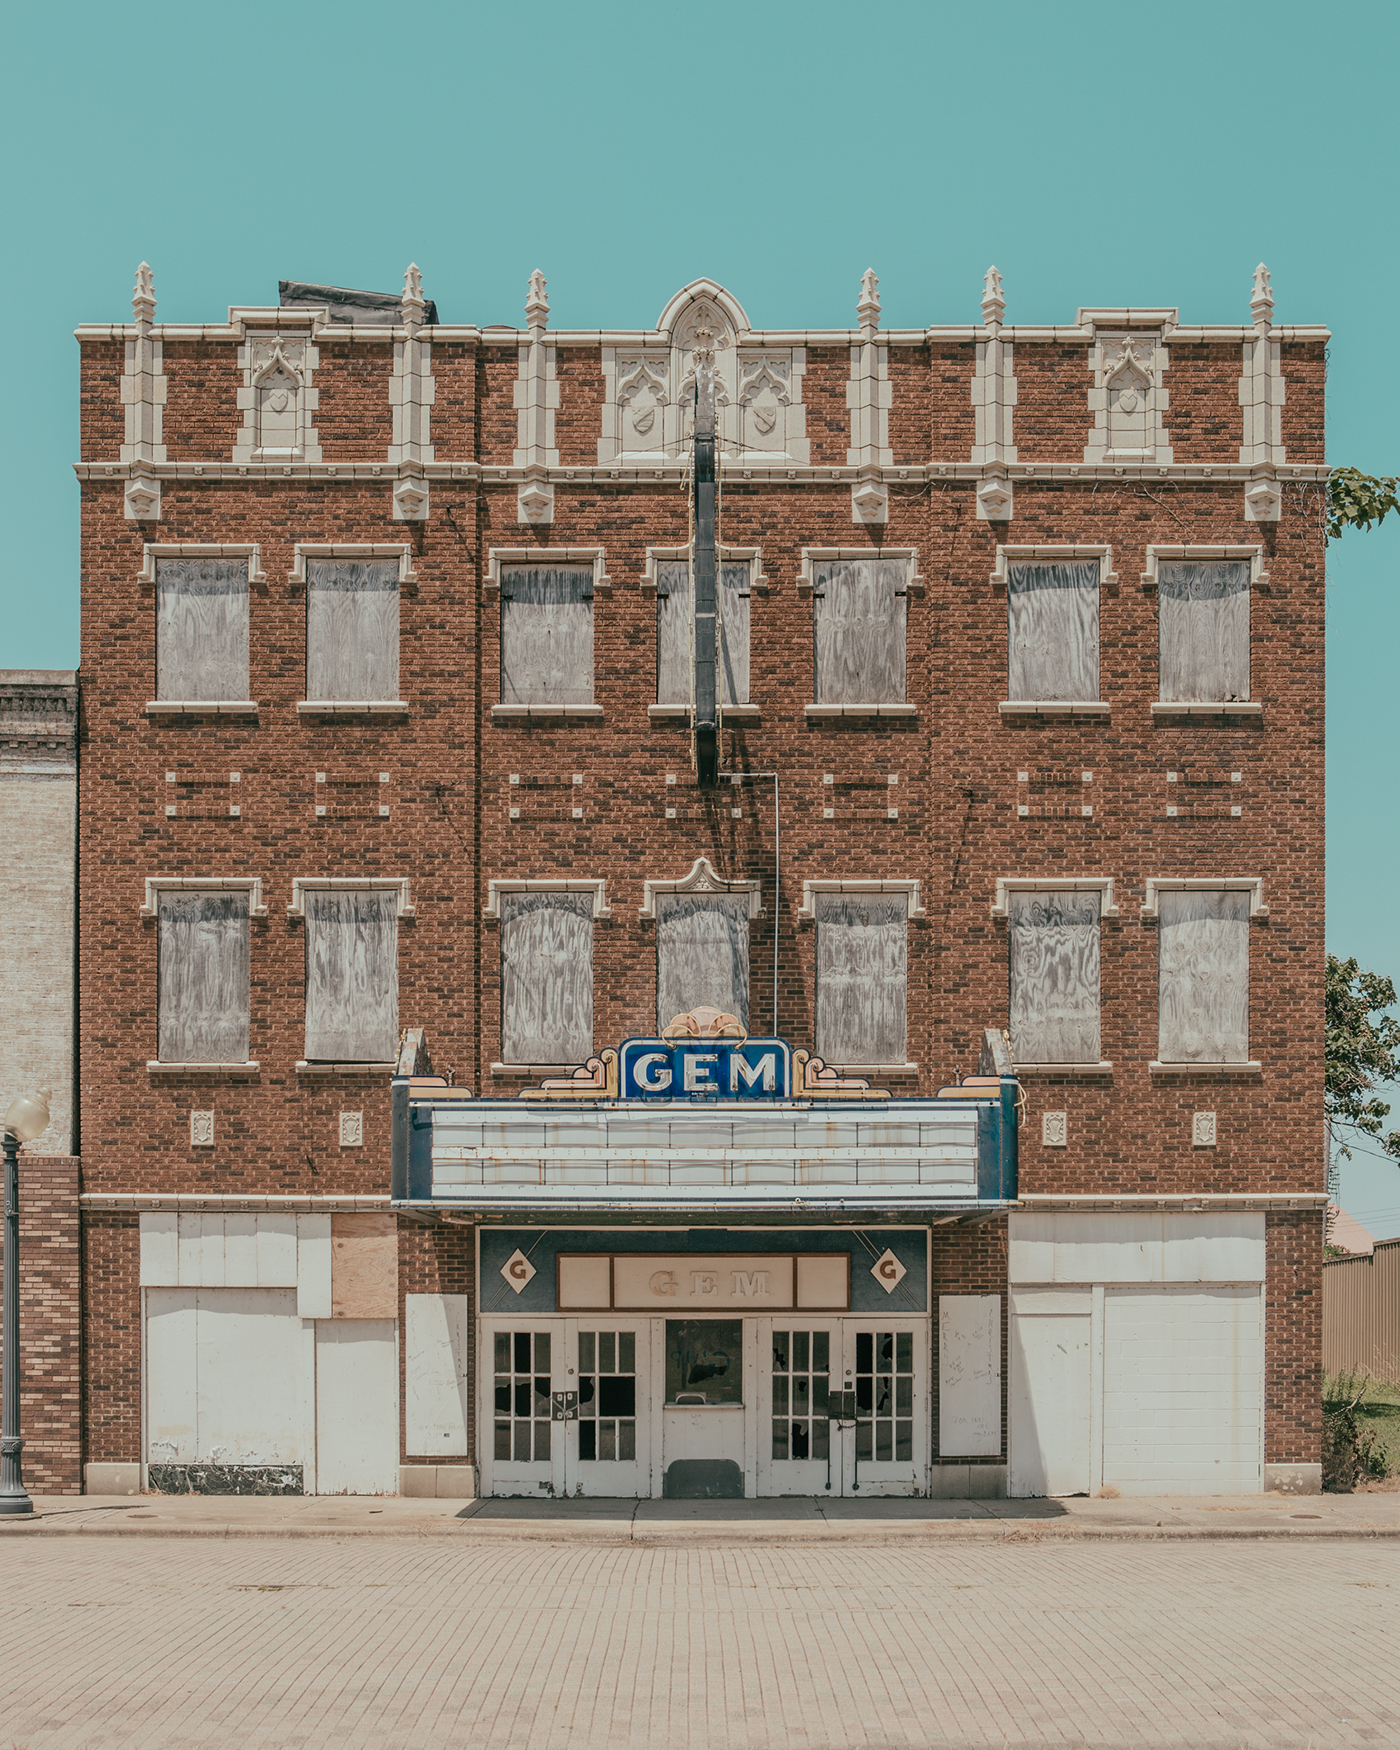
[73,458,1332,486]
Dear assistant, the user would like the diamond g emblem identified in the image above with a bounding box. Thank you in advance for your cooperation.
[501,1248,536,1293]
[871,1248,907,1293]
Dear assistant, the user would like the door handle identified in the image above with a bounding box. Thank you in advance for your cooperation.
[551,1390,579,1422]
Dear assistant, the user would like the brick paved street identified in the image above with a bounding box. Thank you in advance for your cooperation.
[2,1534,1397,1748]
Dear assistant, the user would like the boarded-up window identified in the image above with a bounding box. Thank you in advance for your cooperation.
[1157,561,1250,703]
[156,558,249,701]
[304,890,399,1063]
[1007,560,1099,702]
[656,894,751,1031]
[656,561,750,705]
[158,893,250,1063]
[814,893,908,1065]
[1009,890,1101,1065]
[500,565,593,705]
[812,559,906,704]
[1158,890,1249,1063]
[501,892,593,1064]
[306,559,400,701]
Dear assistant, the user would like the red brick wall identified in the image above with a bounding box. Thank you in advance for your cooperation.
[79,1213,140,1467]
[555,348,605,467]
[1266,1209,1323,1465]
[74,311,1328,1472]
[0,1153,82,1494]
[315,343,393,459]
[162,342,242,458]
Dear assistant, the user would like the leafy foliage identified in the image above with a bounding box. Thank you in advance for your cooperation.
[1326,954,1400,1161]
[1321,1371,1393,1489]
[1328,467,1400,540]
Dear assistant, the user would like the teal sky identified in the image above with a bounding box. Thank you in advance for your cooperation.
[4,0,1398,1227]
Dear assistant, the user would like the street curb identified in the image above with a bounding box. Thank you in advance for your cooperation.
[2,1519,1396,1546]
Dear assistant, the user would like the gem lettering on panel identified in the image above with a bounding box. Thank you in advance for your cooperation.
[634,1051,672,1092]
[683,1053,718,1091]
[730,1051,776,1093]
[691,1271,719,1296]
[649,1270,679,1297]
[732,1271,770,1298]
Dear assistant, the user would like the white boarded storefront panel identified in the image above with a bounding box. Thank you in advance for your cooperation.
[1009,1296,1091,1497]
[146,1286,305,1471]
[1009,1211,1264,1284]
[1102,1286,1263,1495]
[315,1320,399,1494]
[938,1295,1001,1457]
[406,1293,471,1456]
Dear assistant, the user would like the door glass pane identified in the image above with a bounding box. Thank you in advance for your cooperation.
[854,1330,915,1470]
[497,1331,551,1467]
[578,1330,638,1463]
[666,1320,743,1405]
[771,1329,831,1462]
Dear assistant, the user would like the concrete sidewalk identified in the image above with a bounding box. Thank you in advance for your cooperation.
[4,1487,1398,1542]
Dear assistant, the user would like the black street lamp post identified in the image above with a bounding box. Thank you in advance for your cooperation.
[1,1088,51,1517]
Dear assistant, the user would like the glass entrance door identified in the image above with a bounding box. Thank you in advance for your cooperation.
[757,1323,838,1496]
[756,1319,928,1497]
[482,1322,561,1498]
[572,1322,652,1497]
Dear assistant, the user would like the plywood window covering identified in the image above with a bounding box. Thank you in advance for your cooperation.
[500,564,594,705]
[656,894,751,1031]
[1157,889,1249,1064]
[306,559,400,701]
[656,561,750,706]
[812,558,907,705]
[155,558,249,701]
[1009,890,1101,1065]
[158,893,250,1063]
[1157,560,1250,703]
[501,890,593,1065]
[1006,560,1099,702]
[814,892,908,1066]
[304,890,399,1063]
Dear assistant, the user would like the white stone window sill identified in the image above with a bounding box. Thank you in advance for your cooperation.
[296,1061,398,1075]
[491,1062,581,1077]
[1150,701,1263,717]
[998,701,1110,718]
[1013,1061,1114,1076]
[297,700,409,716]
[147,1060,260,1076]
[1150,1060,1263,1077]
[648,703,760,719]
[491,704,604,720]
[146,700,259,717]
[805,704,917,720]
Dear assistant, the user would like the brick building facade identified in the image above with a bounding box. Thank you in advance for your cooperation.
[68,261,1328,1499]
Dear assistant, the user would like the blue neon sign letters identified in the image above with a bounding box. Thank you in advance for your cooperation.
[618,1037,792,1100]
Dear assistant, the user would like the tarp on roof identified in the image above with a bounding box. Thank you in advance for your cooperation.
[279,280,440,326]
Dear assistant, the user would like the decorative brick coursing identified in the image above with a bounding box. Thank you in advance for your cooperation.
[1161,343,1243,462]
[0,1154,82,1493]
[161,342,242,459]
[554,350,607,467]
[1009,346,1094,461]
[315,343,394,460]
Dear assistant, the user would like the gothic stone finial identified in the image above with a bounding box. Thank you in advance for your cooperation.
[1250,262,1274,327]
[982,264,1005,327]
[857,268,881,328]
[132,261,156,326]
[402,262,426,331]
[525,269,549,327]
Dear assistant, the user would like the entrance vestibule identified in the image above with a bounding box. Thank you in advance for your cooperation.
[478,1315,928,1499]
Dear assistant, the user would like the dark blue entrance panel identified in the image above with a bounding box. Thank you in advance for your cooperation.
[619,1037,792,1100]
